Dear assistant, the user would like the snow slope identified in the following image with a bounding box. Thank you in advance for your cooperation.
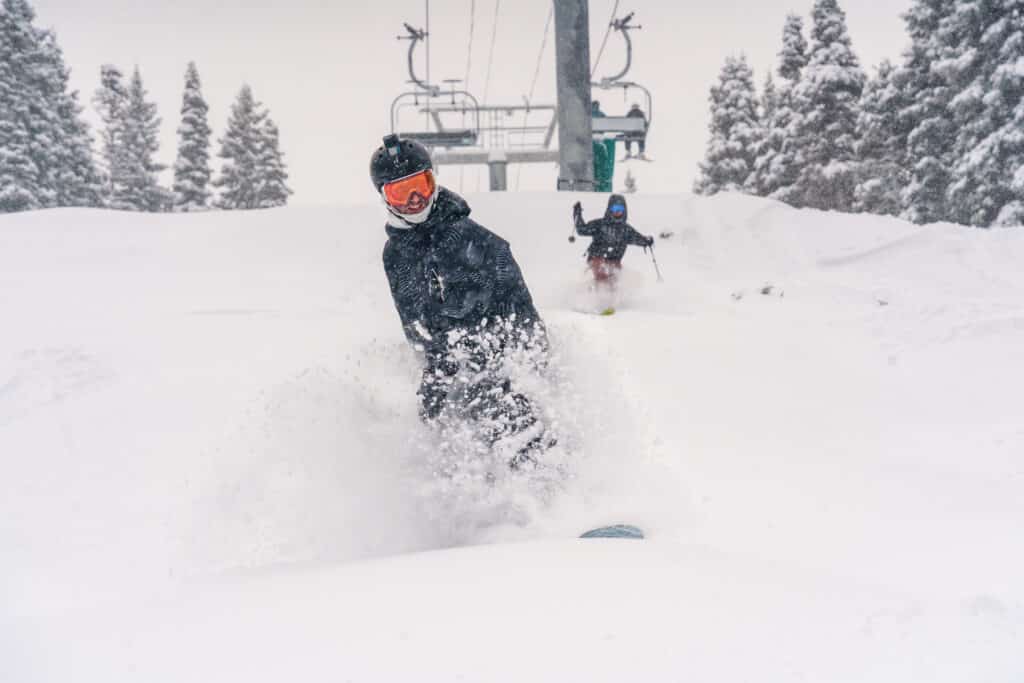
[2,192,1023,681]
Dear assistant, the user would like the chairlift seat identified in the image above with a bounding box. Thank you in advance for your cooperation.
[399,129,479,148]
[592,116,647,140]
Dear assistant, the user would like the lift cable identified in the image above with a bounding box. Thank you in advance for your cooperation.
[515,5,554,191]
[590,0,621,78]
[459,0,476,192]
[481,0,502,106]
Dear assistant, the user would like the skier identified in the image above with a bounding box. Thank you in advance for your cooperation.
[370,134,549,466]
[624,103,648,160]
[591,100,606,118]
[570,194,654,289]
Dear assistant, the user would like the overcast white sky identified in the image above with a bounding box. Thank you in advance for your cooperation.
[33,0,912,205]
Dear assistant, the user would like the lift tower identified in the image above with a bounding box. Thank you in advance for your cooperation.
[553,0,594,191]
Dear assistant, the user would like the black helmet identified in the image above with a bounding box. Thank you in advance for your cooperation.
[370,134,433,191]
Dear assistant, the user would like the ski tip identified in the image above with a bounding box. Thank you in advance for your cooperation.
[580,524,645,540]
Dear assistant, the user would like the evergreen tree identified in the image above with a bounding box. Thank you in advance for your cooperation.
[694,55,761,196]
[41,31,103,208]
[0,0,101,212]
[898,0,956,224]
[172,62,213,211]
[215,85,267,209]
[215,85,291,210]
[996,83,1024,226]
[4,0,56,208]
[0,1,41,211]
[255,117,292,208]
[93,64,128,202]
[742,75,775,195]
[761,73,779,124]
[854,60,913,216]
[113,67,167,211]
[778,13,810,81]
[941,0,1024,227]
[750,15,808,199]
[789,0,866,211]
[982,0,1024,227]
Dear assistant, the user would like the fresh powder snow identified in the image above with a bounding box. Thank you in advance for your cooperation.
[2,191,1023,681]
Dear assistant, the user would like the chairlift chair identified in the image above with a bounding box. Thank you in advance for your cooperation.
[591,12,653,146]
[389,23,481,149]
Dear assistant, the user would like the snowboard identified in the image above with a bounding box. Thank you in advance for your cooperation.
[570,306,617,316]
[580,524,645,539]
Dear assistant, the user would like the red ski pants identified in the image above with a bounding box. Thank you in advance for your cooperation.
[588,256,622,284]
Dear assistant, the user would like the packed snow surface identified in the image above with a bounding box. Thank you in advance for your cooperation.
[2,192,1023,681]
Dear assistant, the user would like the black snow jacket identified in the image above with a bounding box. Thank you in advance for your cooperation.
[627,107,647,123]
[574,194,651,261]
[382,187,543,357]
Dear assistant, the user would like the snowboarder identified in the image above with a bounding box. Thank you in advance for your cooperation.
[570,194,654,288]
[624,103,648,160]
[370,134,549,466]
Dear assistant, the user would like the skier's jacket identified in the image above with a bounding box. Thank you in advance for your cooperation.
[382,186,544,359]
[627,106,647,124]
[574,194,651,261]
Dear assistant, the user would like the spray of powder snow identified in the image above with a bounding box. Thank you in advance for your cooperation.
[184,342,444,575]
[186,308,690,575]
[404,312,690,546]
[561,261,649,315]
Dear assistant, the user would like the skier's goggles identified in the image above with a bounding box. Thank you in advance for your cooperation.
[610,203,625,215]
[382,170,436,214]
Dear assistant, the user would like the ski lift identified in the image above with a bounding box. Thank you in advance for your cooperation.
[591,12,653,147]
[390,23,480,149]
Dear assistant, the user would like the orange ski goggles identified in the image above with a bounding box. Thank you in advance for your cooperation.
[382,169,436,215]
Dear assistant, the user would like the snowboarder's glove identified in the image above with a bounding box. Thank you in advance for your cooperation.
[645,235,655,247]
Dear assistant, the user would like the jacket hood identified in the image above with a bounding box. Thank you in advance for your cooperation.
[604,194,628,222]
[385,186,471,237]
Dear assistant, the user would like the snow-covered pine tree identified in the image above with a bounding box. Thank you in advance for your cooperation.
[898,0,956,224]
[255,117,292,208]
[215,85,267,210]
[778,13,809,82]
[750,14,808,199]
[985,0,1024,227]
[40,30,103,208]
[854,60,913,216]
[940,0,1024,227]
[113,67,167,211]
[0,0,101,212]
[694,55,761,196]
[789,0,866,212]
[761,73,779,124]
[6,0,58,208]
[744,73,776,195]
[998,90,1024,225]
[93,64,128,202]
[172,62,212,211]
[0,0,42,212]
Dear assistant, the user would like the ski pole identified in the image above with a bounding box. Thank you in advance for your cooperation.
[648,245,663,283]
[569,202,585,243]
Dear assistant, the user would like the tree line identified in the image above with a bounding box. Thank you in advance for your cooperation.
[0,0,291,214]
[694,0,1024,229]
